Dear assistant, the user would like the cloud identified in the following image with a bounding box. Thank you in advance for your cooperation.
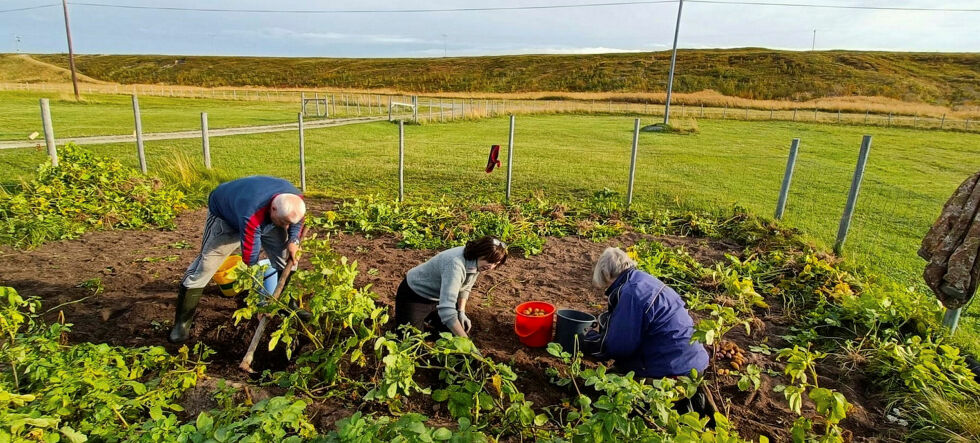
[259,27,434,45]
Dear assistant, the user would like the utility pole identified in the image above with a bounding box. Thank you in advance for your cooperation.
[811,29,816,51]
[15,36,21,53]
[61,0,80,101]
[663,0,684,125]
[442,33,447,57]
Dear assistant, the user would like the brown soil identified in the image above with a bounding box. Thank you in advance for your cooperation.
[0,201,903,441]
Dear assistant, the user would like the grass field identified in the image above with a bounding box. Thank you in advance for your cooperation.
[3,114,979,342]
[29,50,980,106]
[0,90,307,141]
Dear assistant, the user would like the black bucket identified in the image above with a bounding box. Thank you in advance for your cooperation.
[555,309,596,354]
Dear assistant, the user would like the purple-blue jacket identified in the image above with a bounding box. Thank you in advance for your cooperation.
[585,268,709,378]
[208,176,303,265]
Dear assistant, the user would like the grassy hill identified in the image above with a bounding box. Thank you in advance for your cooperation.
[27,49,979,106]
[0,54,108,84]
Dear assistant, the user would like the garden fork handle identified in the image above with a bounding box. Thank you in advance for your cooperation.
[239,225,307,373]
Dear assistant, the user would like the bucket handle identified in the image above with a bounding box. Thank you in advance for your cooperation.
[514,321,537,338]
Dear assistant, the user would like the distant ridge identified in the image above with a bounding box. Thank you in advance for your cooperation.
[12,49,980,106]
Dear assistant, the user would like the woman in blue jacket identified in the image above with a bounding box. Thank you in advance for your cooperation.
[582,247,714,418]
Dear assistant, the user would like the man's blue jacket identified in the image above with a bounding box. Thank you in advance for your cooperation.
[585,268,709,378]
[208,176,303,265]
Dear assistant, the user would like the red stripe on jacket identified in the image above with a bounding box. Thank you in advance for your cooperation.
[241,203,270,265]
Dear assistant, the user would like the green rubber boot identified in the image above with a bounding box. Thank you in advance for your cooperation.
[168,284,204,343]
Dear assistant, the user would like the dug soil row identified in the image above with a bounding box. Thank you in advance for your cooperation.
[0,201,900,440]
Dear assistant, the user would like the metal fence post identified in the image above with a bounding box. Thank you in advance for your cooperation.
[298,113,306,192]
[412,95,418,123]
[627,118,640,207]
[505,115,515,201]
[774,138,800,220]
[834,135,872,254]
[301,92,306,116]
[940,113,946,129]
[39,98,58,167]
[398,120,405,202]
[793,108,797,121]
[132,94,147,174]
[201,112,211,169]
[388,96,393,122]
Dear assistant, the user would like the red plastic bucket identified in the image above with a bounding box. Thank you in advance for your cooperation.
[514,301,556,347]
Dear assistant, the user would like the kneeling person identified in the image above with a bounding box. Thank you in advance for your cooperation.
[395,237,508,338]
[583,247,712,417]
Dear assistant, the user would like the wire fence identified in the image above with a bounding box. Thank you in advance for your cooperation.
[4,87,979,328]
[2,82,977,133]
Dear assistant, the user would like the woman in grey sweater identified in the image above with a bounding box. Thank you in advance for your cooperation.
[394,237,508,338]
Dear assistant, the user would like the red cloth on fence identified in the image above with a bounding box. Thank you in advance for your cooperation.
[486,145,502,173]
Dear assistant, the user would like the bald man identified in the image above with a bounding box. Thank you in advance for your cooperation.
[169,175,306,343]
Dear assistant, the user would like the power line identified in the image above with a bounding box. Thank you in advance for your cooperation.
[686,1,980,12]
[0,4,58,13]
[64,1,679,14]
[5,1,976,14]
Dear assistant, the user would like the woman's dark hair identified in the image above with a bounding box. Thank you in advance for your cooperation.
[463,236,508,265]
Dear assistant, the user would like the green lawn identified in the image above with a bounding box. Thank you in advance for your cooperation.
[0,90,331,141]
[2,115,979,340]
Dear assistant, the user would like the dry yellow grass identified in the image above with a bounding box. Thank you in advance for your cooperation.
[4,81,978,121]
[0,54,108,84]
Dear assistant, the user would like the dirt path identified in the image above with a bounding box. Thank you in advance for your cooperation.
[0,201,901,440]
[0,116,386,150]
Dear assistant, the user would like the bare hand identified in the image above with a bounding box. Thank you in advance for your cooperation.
[287,242,300,269]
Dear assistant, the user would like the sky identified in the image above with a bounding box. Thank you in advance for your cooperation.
[0,0,978,57]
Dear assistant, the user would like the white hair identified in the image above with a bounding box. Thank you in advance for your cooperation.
[592,247,637,289]
[271,194,306,224]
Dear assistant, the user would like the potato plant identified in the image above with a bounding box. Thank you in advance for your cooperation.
[0,144,187,248]
[0,287,210,442]
[231,237,387,389]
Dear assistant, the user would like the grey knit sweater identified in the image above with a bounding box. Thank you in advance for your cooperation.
[406,246,479,329]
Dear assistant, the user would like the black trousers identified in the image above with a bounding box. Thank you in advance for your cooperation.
[393,278,450,335]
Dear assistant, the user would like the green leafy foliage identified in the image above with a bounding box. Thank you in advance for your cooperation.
[232,237,387,389]
[325,412,488,442]
[312,191,634,258]
[368,329,536,437]
[0,287,210,442]
[871,335,980,401]
[544,343,765,443]
[736,364,762,392]
[628,241,705,295]
[0,144,187,248]
[129,394,317,442]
